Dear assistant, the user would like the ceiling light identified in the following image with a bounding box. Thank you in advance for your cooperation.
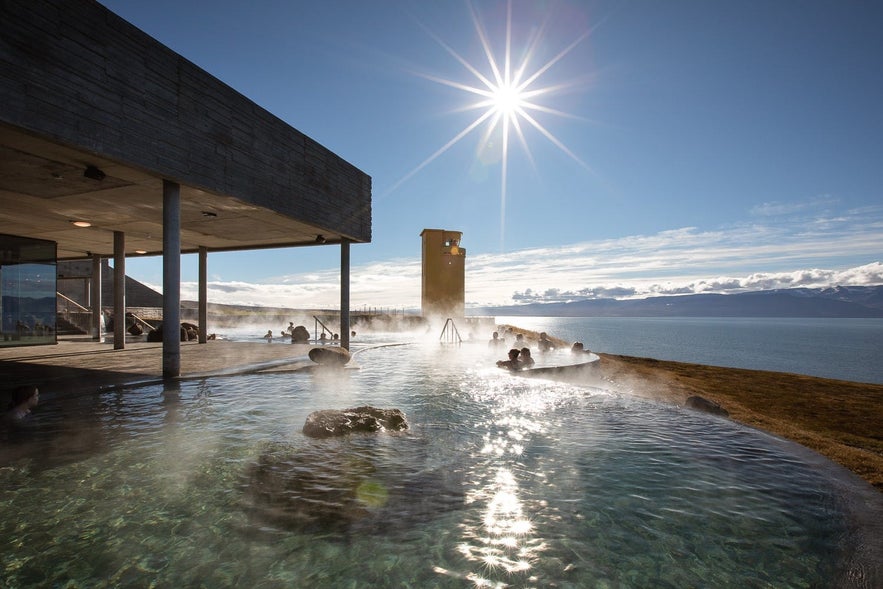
[134,250,147,254]
[71,220,92,228]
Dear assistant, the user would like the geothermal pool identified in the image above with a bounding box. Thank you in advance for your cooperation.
[0,340,877,587]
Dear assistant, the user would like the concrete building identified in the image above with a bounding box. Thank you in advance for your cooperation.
[0,0,371,373]
[420,229,465,319]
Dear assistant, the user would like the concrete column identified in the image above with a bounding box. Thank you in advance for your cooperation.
[113,232,125,349]
[163,180,181,378]
[340,239,351,350]
[91,254,102,340]
[198,246,207,344]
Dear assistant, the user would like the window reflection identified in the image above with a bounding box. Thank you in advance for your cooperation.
[1,234,57,346]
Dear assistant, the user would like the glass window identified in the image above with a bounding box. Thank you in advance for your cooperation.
[1,234,57,347]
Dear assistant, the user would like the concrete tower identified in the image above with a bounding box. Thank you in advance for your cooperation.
[421,229,465,319]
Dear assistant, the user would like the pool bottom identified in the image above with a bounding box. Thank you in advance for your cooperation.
[1,342,879,588]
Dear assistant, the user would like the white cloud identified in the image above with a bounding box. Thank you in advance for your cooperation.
[749,195,838,217]
[144,207,883,310]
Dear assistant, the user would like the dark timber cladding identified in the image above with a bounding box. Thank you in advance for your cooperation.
[0,0,372,247]
[1,0,371,368]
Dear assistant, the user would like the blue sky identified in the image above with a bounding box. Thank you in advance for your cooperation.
[104,0,883,310]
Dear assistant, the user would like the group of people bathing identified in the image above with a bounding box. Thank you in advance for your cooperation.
[264,322,345,344]
[489,329,552,371]
[491,329,590,371]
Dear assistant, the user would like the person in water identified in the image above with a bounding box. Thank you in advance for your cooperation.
[263,330,274,342]
[488,331,506,348]
[496,348,522,371]
[520,347,535,368]
[6,385,39,422]
[538,332,553,352]
[572,342,590,354]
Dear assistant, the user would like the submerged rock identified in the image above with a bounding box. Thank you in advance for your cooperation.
[302,406,408,438]
[308,346,350,366]
[244,444,377,531]
[685,395,729,417]
[242,440,465,535]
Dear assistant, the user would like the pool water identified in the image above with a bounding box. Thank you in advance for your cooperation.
[0,341,873,587]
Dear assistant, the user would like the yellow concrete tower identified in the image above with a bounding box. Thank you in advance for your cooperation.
[420,228,466,319]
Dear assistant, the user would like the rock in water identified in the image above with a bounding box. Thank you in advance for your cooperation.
[308,346,351,365]
[302,406,408,438]
[245,444,377,531]
[685,395,730,417]
[290,325,310,343]
[242,440,464,534]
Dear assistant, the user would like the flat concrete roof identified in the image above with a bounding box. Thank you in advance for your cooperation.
[1,0,371,260]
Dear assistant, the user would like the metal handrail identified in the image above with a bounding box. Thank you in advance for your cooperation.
[57,291,89,312]
[439,317,462,345]
[312,315,338,343]
[128,312,155,332]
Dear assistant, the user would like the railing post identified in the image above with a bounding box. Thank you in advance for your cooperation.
[91,253,102,340]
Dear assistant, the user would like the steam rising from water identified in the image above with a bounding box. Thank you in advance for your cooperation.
[0,337,876,587]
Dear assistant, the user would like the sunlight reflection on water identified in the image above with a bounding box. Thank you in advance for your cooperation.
[0,340,875,587]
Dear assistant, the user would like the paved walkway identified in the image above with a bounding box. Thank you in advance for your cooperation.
[0,338,319,399]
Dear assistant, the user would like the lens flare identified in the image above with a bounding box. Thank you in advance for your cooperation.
[388,0,597,249]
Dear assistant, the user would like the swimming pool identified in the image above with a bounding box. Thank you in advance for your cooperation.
[1,340,879,587]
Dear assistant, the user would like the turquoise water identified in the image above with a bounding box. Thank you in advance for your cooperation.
[493,316,883,384]
[0,341,877,587]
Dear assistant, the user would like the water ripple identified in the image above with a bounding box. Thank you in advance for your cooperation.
[0,341,873,587]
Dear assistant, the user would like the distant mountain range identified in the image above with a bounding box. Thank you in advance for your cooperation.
[468,285,883,318]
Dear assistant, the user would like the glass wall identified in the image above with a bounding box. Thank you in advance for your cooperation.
[1,234,57,347]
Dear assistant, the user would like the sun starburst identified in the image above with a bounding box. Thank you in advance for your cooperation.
[388,1,595,248]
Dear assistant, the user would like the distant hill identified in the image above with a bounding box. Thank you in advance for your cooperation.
[468,285,883,318]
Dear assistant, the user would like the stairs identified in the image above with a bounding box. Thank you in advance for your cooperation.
[55,312,91,336]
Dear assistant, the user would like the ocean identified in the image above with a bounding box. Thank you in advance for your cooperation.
[491,316,883,385]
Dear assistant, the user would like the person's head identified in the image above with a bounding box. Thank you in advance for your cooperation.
[9,385,39,410]
[540,332,548,340]
[492,331,499,339]
[508,348,520,360]
[571,342,584,353]
[515,333,524,341]
[521,347,531,358]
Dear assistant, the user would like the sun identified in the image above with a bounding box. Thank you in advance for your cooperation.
[387,0,594,248]
[489,82,524,118]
